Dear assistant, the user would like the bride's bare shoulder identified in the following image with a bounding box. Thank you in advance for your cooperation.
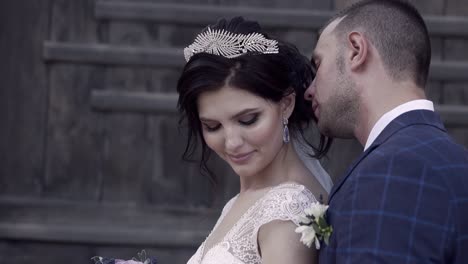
[258,219,318,264]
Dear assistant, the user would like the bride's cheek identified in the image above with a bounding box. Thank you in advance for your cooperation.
[203,133,223,156]
[249,119,283,150]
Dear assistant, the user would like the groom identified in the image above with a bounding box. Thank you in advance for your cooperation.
[305,0,468,263]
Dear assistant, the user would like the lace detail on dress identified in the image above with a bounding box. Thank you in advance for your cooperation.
[187,182,317,264]
[189,196,238,264]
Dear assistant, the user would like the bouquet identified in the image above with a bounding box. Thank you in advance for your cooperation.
[92,250,157,264]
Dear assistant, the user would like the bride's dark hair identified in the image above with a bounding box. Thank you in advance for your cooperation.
[177,16,332,185]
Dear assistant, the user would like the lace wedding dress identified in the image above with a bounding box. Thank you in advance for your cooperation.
[187,139,332,264]
[187,183,319,264]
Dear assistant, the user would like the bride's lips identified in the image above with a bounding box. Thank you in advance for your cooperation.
[227,151,255,164]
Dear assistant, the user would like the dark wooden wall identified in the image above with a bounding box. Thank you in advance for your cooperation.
[1,0,467,263]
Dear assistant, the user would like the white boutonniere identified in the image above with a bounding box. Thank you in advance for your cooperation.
[295,202,333,250]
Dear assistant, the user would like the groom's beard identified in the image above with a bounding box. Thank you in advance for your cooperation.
[317,74,359,139]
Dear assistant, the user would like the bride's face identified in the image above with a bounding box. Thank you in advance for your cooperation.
[197,85,291,178]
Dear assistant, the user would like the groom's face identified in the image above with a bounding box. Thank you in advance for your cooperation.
[305,19,358,138]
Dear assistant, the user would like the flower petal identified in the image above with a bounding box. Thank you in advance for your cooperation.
[298,215,312,224]
[315,238,321,250]
[295,225,309,233]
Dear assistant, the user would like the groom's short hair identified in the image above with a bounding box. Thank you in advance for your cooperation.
[326,0,431,88]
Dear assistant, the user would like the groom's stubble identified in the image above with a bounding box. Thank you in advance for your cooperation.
[318,48,359,139]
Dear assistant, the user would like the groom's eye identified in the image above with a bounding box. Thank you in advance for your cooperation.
[311,60,319,73]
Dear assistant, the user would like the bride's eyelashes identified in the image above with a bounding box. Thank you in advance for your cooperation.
[238,113,259,126]
[203,123,221,132]
[201,113,260,133]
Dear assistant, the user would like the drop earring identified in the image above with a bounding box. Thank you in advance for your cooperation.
[283,117,290,143]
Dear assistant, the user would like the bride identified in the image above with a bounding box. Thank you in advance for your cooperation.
[177,17,333,264]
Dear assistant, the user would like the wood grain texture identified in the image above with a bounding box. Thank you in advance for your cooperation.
[0,1,50,197]
[0,242,93,264]
[446,0,468,16]
[334,0,445,14]
[44,65,105,200]
[98,67,156,204]
[50,0,100,42]
[43,42,185,67]
[412,0,446,14]
[95,2,332,28]
[218,0,332,9]
[95,2,468,36]
[43,0,104,200]
[0,197,216,246]
[44,43,468,82]
[91,90,178,114]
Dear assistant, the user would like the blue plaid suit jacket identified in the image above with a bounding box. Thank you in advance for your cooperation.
[319,110,468,263]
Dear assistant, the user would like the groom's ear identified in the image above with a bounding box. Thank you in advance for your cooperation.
[281,92,296,119]
[347,31,368,71]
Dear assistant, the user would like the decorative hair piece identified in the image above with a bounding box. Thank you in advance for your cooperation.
[184,27,279,62]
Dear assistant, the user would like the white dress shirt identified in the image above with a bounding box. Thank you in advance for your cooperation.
[364,99,435,151]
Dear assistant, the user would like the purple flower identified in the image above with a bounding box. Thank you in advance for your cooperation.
[92,250,157,264]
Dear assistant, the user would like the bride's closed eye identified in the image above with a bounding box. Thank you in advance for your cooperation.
[202,122,221,132]
[239,113,259,126]
[201,112,260,132]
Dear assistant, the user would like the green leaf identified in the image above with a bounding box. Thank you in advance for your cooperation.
[318,216,327,228]
[324,233,330,245]
[311,222,320,232]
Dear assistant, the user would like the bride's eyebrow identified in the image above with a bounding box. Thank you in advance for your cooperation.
[199,117,216,123]
[199,108,260,122]
[231,108,260,119]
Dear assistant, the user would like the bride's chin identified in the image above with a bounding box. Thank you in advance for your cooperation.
[232,166,258,178]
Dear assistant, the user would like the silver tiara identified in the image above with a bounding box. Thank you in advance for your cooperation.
[184,27,279,62]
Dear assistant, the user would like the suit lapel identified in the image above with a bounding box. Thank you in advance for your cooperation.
[327,110,446,203]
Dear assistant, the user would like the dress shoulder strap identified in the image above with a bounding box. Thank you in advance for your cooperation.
[224,183,317,263]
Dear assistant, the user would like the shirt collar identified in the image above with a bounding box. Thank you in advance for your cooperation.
[364,99,434,151]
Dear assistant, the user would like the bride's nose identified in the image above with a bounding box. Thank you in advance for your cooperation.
[224,127,243,152]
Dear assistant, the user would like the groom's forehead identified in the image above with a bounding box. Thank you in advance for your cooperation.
[319,18,343,42]
[314,18,343,56]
